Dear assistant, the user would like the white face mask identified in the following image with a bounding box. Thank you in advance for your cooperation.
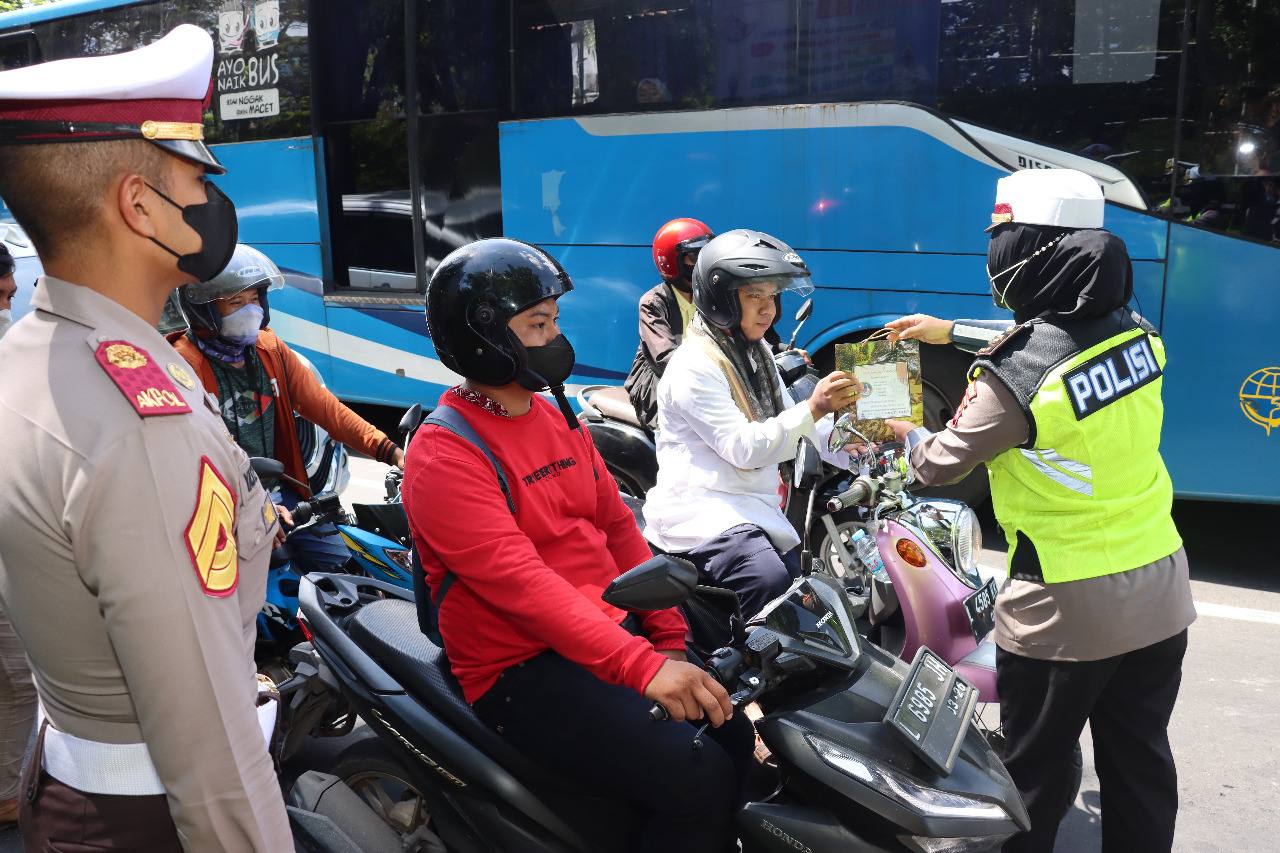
[0,309,12,341]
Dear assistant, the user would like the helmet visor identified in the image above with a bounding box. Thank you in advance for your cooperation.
[731,275,815,300]
[182,245,286,304]
[676,233,713,256]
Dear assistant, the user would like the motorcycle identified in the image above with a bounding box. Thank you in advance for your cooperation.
[286,543,1028,852]
[255,406,426,759]
[579,300,817,500]
[813,438,1083,804]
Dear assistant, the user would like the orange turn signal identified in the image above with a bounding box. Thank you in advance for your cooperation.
[895,538,928,568]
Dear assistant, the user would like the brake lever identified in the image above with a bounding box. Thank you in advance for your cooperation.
[689,680,764,750]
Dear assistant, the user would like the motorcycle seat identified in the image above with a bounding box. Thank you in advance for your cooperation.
[585,386,643,429]
[347,599,647,848]
[348,599,558,782]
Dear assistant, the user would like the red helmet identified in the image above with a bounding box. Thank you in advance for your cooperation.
[652,218,714,282]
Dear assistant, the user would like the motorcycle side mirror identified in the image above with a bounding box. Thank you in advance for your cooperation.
[398,403,424,436]
[250,457,286,479]
[603,555,698,612]
[795,298,813,324]
[793,437,823,490]
[787,298,813,350]
[249,456,310,496]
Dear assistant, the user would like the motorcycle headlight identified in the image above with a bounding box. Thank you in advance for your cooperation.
[951,507,982,581]
[806,734,1010,822]
[898,499,983,589]
[900,833,1016,853]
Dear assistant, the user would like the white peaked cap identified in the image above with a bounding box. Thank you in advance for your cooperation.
[987,169,1105,232]
[0,25,213,101]
[0,25,223,173]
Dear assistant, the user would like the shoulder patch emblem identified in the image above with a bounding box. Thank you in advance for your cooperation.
[94,341,192,417]
[167,361,197,389]
[975,323,1029,358]
[185,458,239,597]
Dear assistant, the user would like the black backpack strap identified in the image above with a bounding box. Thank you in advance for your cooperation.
[419,405,516,617]
[425,405,516,515]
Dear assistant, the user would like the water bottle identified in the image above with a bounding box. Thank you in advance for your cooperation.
[850,528,889,583]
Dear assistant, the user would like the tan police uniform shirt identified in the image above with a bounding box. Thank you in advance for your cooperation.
[907,371,1195,662]
[0,276,292,851]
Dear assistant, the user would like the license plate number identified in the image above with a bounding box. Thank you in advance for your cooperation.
[884,648,980,775]
[963,578,999,643]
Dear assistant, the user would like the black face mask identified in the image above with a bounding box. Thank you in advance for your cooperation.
[516,333,576,391]
[516,333,580,430]
[147,181,239,282]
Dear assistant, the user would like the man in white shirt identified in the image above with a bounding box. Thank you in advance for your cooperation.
[642,230,857,620]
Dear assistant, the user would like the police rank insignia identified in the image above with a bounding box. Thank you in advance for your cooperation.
[975,323,1029,357]
[167,361,197,389]
[94,340,192,417]
[185,457,239,597]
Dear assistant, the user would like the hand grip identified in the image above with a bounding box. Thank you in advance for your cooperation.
[826,481,871,512]
[649,702,670,722]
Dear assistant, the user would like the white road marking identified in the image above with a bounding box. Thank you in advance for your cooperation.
[980,562,1280,625]
[1193,601,1280,626]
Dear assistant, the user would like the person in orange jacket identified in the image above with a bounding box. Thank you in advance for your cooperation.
[168,244,404,572]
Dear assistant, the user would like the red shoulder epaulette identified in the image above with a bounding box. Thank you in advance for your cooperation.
[975,323,1030,358]
[94,341,193,417]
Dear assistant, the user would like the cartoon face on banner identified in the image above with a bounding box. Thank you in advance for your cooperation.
[252,1,281,49]
[217,1,248,54]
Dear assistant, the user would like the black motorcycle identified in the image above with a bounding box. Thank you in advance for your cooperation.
[286,546,1028,852]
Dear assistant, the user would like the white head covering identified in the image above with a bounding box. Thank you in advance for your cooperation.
[986,169,1105,232]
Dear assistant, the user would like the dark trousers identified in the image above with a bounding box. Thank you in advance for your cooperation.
[473,650,755,853]
[682,524,800,621]
[19,721,183,853]
[997,629,1188,853]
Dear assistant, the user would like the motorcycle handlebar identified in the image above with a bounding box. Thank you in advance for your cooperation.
[827,480,872,512]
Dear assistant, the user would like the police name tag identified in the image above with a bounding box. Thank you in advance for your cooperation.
[1062,334,1161,420]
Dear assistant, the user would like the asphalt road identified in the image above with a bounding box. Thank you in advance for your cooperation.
[2,456,1276,851]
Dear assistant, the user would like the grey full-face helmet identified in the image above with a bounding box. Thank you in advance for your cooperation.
[691,230,814,331]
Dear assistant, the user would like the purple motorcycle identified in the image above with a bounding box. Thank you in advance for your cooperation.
[806,437,1083,802]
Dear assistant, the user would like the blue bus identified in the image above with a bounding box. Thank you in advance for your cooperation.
[1,0,1277,503]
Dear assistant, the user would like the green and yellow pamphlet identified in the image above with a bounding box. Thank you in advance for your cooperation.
[833,338,924,442]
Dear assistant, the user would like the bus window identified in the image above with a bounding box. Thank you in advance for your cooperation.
[937,0,1178,204]
[342,196,418,291]
[1178,1,1280,240]
[0,30,39,71]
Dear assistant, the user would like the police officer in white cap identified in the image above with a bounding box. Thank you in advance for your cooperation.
[0,26,292,851]
[881,169,1195,853]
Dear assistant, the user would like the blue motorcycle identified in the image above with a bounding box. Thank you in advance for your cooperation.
[252,406,425,758]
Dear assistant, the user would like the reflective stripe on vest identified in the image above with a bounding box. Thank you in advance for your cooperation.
[1019,448,1093,496]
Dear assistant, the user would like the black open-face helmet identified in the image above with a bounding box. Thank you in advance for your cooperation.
[426,238,574,386]
[178,243,284,335]
[692,230,814,331]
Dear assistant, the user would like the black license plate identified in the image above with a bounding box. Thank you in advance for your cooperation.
[884,647,980,776]
[963,577,999,643]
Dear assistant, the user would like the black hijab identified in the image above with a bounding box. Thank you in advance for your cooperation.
[987,223,1133,324]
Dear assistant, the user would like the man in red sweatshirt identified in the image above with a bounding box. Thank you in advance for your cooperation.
[402,238,753,853]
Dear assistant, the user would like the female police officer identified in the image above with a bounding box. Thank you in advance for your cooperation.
[885,169,1195,853]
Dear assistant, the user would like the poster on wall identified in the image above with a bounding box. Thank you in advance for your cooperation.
[214,0,282,120]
